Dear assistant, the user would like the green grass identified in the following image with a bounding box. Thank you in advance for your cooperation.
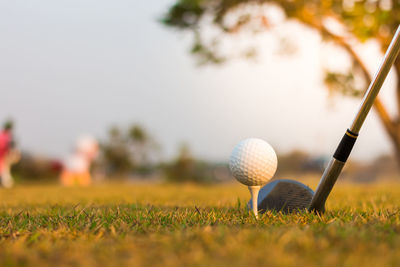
[1,182,400,266]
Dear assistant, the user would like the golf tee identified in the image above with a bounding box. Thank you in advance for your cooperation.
[248,186,260,218]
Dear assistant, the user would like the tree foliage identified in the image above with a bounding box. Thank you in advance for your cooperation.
[162,0,400,92]
[163,0,399,52]
[162,0,400,165]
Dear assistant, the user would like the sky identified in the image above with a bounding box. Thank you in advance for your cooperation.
[0,0,397,162]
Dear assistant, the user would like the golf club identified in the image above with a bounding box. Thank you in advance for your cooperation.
[251,25,400,214]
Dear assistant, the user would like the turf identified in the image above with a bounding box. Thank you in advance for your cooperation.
[1,182,400,266]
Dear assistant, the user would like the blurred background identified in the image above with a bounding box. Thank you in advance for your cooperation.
[1,0,399,186]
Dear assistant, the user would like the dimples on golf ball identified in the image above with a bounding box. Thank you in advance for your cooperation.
[229,138,277,186]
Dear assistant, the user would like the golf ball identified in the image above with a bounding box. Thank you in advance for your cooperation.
[229,138,278,186]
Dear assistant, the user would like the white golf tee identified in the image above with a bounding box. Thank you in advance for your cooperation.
[248,186,260,218]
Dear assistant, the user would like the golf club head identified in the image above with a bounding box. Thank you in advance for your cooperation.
[248,179,315,214]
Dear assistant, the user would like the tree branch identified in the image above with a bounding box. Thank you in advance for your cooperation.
[317,23,398,142]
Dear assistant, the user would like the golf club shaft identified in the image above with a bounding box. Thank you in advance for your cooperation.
[309,25,400,213]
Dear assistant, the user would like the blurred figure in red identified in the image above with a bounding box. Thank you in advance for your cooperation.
[0,120,19,188]
[60,135,98,186]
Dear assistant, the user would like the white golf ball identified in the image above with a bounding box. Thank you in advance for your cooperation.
[229,138,278,186]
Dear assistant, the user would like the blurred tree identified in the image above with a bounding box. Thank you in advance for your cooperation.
[163,143,214,183]
[101,126,133,176]
[13,152,61,182]
[128,125,157,168]
[161,0,400,165]
[100,124,158,176]
[276,150,310,176]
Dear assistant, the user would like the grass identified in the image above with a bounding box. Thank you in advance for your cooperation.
[1,181,400,266]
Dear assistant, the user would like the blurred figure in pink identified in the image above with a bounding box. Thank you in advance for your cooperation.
[0,121,19,188]
[60,135,99,186]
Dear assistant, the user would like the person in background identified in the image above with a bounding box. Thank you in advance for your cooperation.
[60,136,99,186]
[0,121,19,188]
